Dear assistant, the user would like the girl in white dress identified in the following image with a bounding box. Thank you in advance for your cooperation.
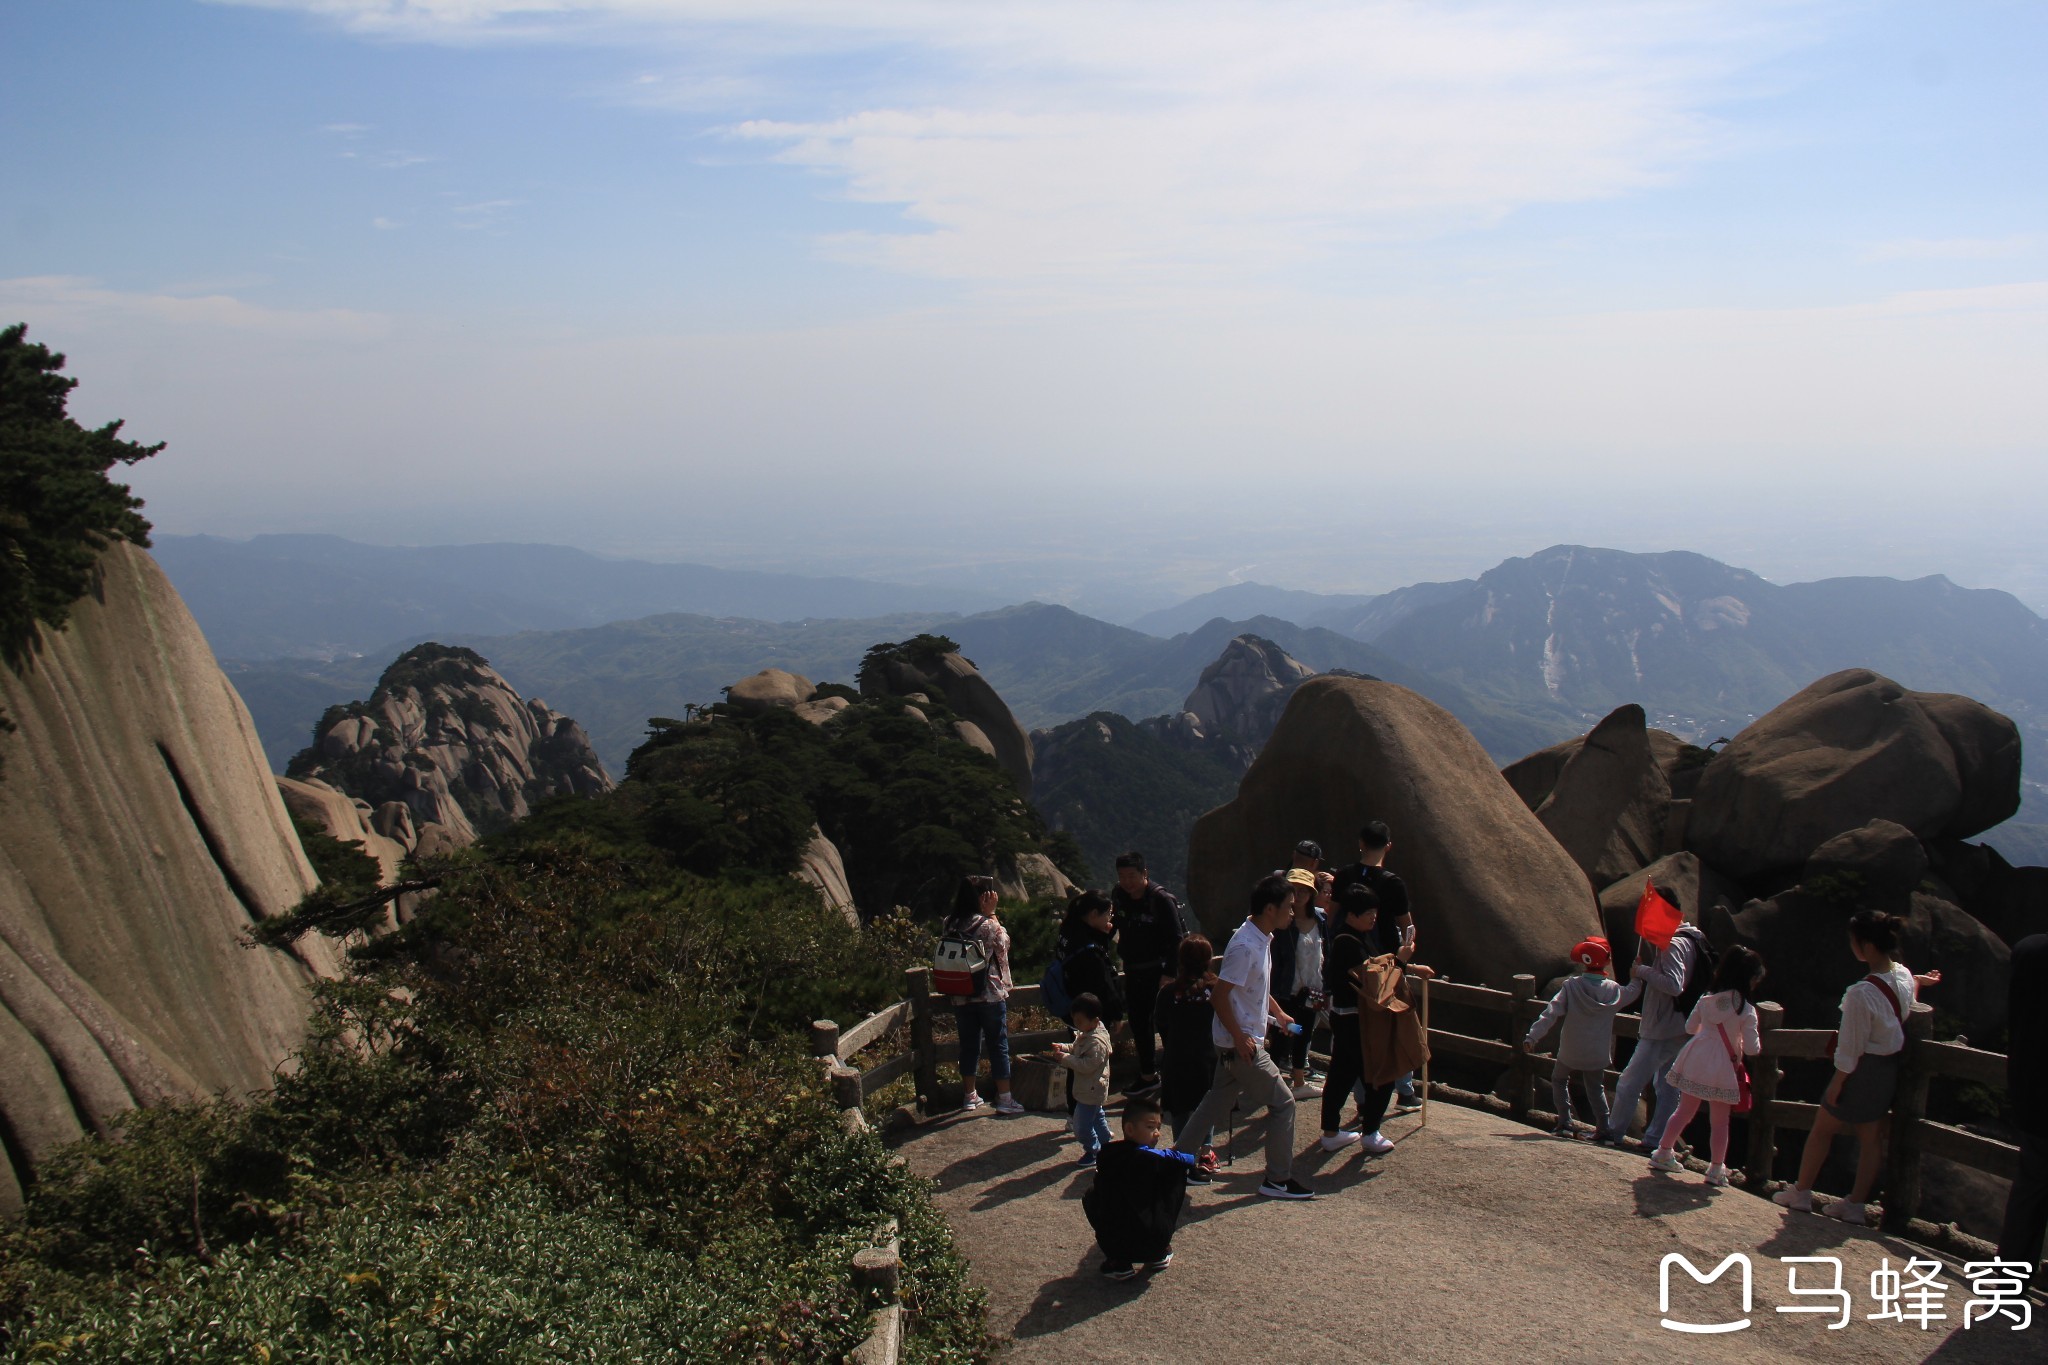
[1649,946,1766,1187]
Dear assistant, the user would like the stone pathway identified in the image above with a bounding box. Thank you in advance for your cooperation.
[894,1098,2040,1363]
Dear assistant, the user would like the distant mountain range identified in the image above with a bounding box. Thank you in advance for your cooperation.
[176,536,2048,860]
[153,534,1003,659]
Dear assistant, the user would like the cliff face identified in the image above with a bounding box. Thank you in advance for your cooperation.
[287,644,614,849]
[0,544,342,1213]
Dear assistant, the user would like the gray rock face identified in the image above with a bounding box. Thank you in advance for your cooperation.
[276,775,409,884]
[288,644,614,848]
[1534,704,1672,889]
[863,651,1033,795]
[725,669,815,713]
[1178,635,1316,767]
[0,544,343,1213]
[793,696,850,726]
[1688,669,2021,879]
[796,827,858,926]
[1187,677,1599,988]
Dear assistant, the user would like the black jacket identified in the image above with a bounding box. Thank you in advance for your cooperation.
[2011,934,2047,1139]
[1056,925,1126,1022]
[1082,1140,1192,1263]
[1113,882,1190,969]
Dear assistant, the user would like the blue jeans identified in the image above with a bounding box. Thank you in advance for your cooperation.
[956,1000,1011,1086]
[1074,1102,1113,1157]
[1605,1034,1684,1143]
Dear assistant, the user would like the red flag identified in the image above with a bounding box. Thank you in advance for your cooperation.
[1635,883,1682,951]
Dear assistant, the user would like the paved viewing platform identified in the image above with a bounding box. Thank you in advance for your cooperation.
[894,1099,2038,1363]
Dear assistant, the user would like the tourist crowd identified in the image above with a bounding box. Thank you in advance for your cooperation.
[931,829,2045,1287]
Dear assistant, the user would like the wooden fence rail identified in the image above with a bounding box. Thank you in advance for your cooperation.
[815,967,2021,1233]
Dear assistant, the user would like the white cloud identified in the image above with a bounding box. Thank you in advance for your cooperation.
[372,216,403,229]
[0,276,391,343]
[1863,235,2037,262]
[216,1,1810,291]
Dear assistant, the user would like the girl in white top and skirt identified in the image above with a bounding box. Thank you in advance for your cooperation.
[1773,909,1942,1225]
[1650,946,1765,1186]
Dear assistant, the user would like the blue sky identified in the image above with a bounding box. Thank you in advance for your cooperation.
[4,1,2046,610]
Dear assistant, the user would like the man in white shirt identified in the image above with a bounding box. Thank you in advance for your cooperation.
[1172,874,1318,1199]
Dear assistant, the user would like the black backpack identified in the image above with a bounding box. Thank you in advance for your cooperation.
[1671,925,1717,1017]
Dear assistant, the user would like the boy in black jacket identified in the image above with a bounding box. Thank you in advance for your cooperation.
[1082,1097,1196,1280]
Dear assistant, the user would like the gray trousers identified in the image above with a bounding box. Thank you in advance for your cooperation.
[1175,1043,1296,1181]
[1552,1066,1610,1132]
[1605,1034,1684,1142]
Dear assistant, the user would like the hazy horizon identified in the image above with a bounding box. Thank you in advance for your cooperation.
[7,1,2044,618]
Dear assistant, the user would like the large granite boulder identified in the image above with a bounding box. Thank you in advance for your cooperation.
[795,827,858,926]
[862,648,1033,796]
[1688,669,2021,879]
[1534,704,1672,890]
[1187,677,1598,988]
[0,544,342,1214]
[1802,819,1929,910]
[1722,888,2008,1040]
[288,644,614,848]
[276,775,409,884]
[1597,852,1745,968]
[1504,724,1691,810]
[725,669,815,714]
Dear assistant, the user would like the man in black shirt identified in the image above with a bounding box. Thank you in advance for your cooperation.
[1112,851,1190,1096]
[1331,819,1420,1110]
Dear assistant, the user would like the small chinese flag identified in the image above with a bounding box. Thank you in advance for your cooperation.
[1635,883,1682,951]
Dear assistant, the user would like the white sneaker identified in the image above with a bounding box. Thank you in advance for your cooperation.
[1319,1130,1363,1152]
[1772,1186,1813,1212]
[1291,1082,1324,1100]
[1826,1200,1869,1226]
[1648,1148,1683,1172]
[1358,1130,1395,1156]
[1704,1163,1730,1187]
[993,1094,1025,1115]
[960,1092,986,1112]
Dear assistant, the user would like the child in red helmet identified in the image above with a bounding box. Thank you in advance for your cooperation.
[1524,935,1640,1140]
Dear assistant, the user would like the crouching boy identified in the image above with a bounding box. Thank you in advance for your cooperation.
[1081,1097,1196,1280]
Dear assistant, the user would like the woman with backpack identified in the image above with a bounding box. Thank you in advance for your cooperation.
[1773,910,1942,1224]
[944,875,1024,1114]
[1052,889,1126,1027]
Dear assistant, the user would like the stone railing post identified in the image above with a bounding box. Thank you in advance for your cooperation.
[1881,1003,1935,1232]
[1507,975,1536,1120]
[907,967,939,1110]
[810,1019,842,1060]
[1744,1001,1784,1188]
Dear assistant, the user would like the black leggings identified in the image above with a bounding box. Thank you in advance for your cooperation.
[1274,991,1315,1071]
[1321,1014,1396,1135]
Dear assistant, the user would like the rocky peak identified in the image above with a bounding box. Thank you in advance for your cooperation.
[286,643,613,849]
[857,634,1034,794]
[1145,634,1326,771]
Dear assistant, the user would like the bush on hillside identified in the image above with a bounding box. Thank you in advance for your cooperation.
[5,816,993,1361]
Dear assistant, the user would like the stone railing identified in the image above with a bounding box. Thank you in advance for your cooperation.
[1419,974,2019,1238]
